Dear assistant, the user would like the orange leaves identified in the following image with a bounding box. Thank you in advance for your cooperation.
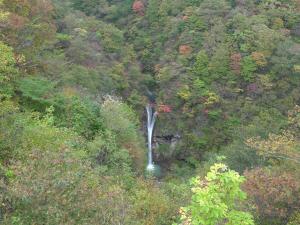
[230,53,242,75]
[157,104,171,113]
[8,13,27,29]
[179,45,192,55]
[182,15,189,21]
[251,51,267,67]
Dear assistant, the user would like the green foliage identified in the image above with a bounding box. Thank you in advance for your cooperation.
[192,50,209,81]
[2,0,56,59]
[186,15,206,31]
[71,0,108,17]
[146,0,163,26]
[100,97,145,169]
[241,56,257,81]
[18,76,56,109]
[58,96,103,139]
[288,212,300,225]
[95,24,124,53]
[0,106,176,224]
[271,40,300,78]
[209,45,232,81]
[101,97,140,145]
[178,163,255,225]
[1,0,300,224]
[0,0,9,22]
[87,131,133,175]
[2,120,130,225]
[131,180,178,225]
[0,100,21,162]
[0,42,17,98]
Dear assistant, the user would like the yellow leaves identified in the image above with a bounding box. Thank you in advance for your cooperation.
[204,92,220,106]
[177,85,191,101]
[246,131,299,160]
[205,163,228,182]
[294,65,300,73]
[0,42,16,73]
[272,18,284,29]
[182,104,195,118]
[156,66,172,83]
[179,207,192,225]
[288,105,300,126]
[258,74,273,90]
[62,86,77,98]
[232,88,244,93]
[0,11,9,22]
[0,99,18,116]
[0,0,9,22]
[246,105,300,162]
[74,27,88,37]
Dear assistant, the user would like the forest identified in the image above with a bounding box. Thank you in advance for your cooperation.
[0,0,300,224]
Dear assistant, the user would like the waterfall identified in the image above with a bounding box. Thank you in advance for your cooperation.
[146,104,157,171]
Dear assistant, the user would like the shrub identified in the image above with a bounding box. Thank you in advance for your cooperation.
[244,168,300,225]
[177,163,255,225]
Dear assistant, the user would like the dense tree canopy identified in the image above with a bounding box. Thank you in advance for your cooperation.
[0,0,300,224]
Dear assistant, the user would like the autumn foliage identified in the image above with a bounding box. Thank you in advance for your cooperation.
[182,15,189,21]
[8,14,27,29]
[1,0,300,224]
[158,104,172,113]
[251,51,267,67]
[230,53,242,75]
[179,45,192,55]
[244,168,300,224]
[132,1,145,16]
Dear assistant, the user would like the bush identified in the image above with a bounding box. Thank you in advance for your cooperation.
[18,76,56,110]
[0,100,22,163]
[177,163,255,225]
[0,41,18,98]
[100,96,145,170]
[244,168,300,225]
[57,96,103,139]
[130,180,177,225]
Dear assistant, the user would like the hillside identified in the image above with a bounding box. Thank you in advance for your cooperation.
[0,0,300,224]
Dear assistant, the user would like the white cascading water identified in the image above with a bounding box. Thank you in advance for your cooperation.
[146,104,157,171]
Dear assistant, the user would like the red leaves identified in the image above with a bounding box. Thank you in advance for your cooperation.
[132,1,145,16]
[157,105,172,113]
[243,168,300,223]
